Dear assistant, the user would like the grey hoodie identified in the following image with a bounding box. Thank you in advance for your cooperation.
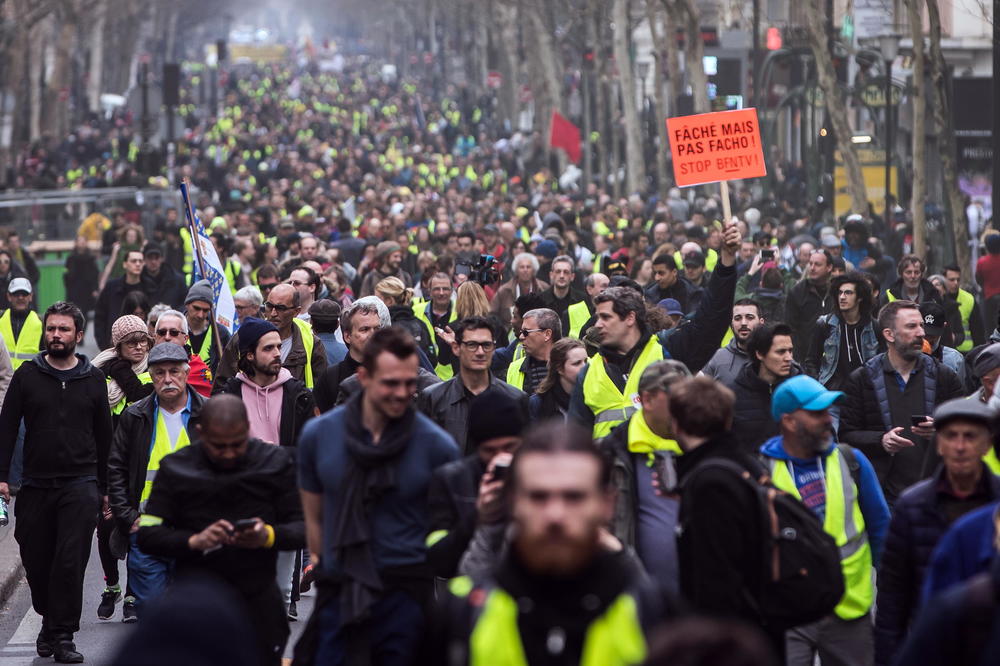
[699,338,750,388]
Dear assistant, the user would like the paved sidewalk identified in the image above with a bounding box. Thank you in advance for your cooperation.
[0,498,22,609]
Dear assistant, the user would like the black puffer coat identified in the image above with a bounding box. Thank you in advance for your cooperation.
[729,362,800,455]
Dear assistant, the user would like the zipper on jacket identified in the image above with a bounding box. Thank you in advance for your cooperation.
[62,381,66,390]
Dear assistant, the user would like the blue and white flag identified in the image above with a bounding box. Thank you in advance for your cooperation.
[180,183,236,333]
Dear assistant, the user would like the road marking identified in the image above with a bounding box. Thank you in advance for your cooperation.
[7,608,40,645]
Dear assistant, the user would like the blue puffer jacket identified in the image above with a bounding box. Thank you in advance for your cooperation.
[874,467,1000,665]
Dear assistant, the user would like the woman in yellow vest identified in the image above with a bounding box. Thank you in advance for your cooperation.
[91,314,155,622]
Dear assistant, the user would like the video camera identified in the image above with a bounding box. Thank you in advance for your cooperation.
[456,253,498,286]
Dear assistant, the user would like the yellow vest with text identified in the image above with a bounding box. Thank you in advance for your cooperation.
[449,577,647,666]
[567,301,591,339]
[412,301,457,380]
[768,448,874,620]
[141,409,192,507]
[0,310,41,369]
[291,317,316,388]
[955,289,975,352]
[109,371,152,415]
[583,336,664,438]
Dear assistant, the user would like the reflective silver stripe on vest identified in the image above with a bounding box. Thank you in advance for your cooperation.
[11,352,33,360]
[595,406,636,424]
[145,469,158,484]
[837,453,868,559]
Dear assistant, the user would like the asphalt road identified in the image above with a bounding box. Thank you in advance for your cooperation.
[0,535,314,665]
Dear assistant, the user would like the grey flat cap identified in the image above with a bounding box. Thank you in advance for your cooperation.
[933,397,997,429]
[148,342,189,365]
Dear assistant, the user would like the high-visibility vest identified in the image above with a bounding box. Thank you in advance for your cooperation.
[768,448,874,620]
[582,336,664,438]
[194,326,213,365]
[567,301,591,339]
[109,371,152,415]
[0,310,42,369]
[672,248,719,272]
[141,408,192,507]
[448,577,647,666]
[412,301,457,380]
[179,227,194,284]
[505,356,532,392]
[292,317,316,388]
[984,447,1000,475]
[224,258,242,295]
[955,289,975,352]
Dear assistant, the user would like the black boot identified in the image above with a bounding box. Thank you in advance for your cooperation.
[53,639,84,664]
[35,628,53,658]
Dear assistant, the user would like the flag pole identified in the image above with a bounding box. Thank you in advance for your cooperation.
[179,178,226,366]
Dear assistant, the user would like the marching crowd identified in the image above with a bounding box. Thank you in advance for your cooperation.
[1,53,1000,666]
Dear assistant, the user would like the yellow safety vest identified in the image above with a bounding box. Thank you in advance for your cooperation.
[769,448,874,620]
[412,301,457,380]
[582,336,664,438]
[194,327,213,365]
[673,248,719,272]
[179,227,194,283]
[109,371,152,415]
[292,317,315,388]
[0,310,41,369]
[451,577,647,666]
[955,289,975,352]
[141,408,192,507]
[984,447,1000,475]
[224,258,242,295]
[505,356,531,392]
[567,301,591,339]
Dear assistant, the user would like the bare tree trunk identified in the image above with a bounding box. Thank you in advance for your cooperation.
[613,0,646,193]
[801,0,867,213]
[646,0,670,196]
[525,0,564,172]
[87,0,107,112]
[673,0,708,113]
[906,0,927,259]
[660,0,682,107]
[926,0,970,273]
[28,20,46,141]
[493,0,520,132]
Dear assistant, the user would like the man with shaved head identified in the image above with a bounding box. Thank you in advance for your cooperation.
[137,394,304,666]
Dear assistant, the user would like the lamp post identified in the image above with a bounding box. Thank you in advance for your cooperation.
[878,33,901,229]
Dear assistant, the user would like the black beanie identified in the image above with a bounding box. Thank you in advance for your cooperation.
[467,387,527,446]
[237,317,279,354]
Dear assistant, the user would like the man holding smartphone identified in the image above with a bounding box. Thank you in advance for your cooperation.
[137,395,304,666]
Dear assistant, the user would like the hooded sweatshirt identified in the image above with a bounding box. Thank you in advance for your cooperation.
[759,436,890,565]
[238,368,293,446]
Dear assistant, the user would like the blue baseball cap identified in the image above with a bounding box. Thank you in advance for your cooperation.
[657,298,684,316]
[771,375,844,422]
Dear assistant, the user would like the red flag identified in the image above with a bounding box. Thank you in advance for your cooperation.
[549,110,581,164]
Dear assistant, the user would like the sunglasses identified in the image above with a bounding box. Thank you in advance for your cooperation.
[156,328,183,337]
[264,301,295,313]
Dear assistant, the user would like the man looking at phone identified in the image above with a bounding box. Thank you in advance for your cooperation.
[137,395,304,666]
[839,301,966,504]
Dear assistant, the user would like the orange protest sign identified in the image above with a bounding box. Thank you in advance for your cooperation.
[666,108,767,187]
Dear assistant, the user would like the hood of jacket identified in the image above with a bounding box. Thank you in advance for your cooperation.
[389,304,417,322]
[236,367,293,421]
[760,435,836,461]
[31,352,94,380]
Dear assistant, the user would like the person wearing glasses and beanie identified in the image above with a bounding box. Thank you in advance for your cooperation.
[418,316,529,454]
[91,314,156,623]
[212,283,326,391]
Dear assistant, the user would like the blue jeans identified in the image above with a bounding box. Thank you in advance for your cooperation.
[316,589,424,666]
[127,533,171,611]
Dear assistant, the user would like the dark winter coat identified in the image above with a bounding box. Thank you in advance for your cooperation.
[729,363,800,455]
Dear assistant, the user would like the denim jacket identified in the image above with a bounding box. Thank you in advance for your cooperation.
[818,313,880,386]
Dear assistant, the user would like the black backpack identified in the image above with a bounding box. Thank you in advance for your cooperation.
[686,457,845,630]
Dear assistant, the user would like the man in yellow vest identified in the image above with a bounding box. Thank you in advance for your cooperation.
[212,283,325,391]
[0,278,42,370]
[568,223,742,437]
[413,273,457,380]
[505,308,559,394]
[762,375,890,665]
[107,342,205,617]
[566,272,609,339]
[183,280,232,374]
[943,264,985,353]
[431,421,669,664]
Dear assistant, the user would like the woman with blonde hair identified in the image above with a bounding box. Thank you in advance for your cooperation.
[374,276,435,363]
[455,280,491,319]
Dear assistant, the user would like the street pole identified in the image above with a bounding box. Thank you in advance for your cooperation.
[752,0,760,107]
[582,60,592,188]
[885,58,893,229]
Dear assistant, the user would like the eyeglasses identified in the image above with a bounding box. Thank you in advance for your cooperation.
[518,328,544,338]
[156,328,183,337]
[460,340,495,352]
[259,283,278,292]
[264,301,295,313]
[287,279,305,287]
[121,338,149,349]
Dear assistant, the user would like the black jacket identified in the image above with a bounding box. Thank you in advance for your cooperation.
[677,431,769,627]
[137,438,305,598]
[417,373,529,454]
[729,363,799,455]
[0,352,113,491]
[107,387,206,535]
[218,376,315,449]
[785,278,832,362]
[426,455,486,578]
[141,265,187,309]
[643,276,703,315]
[94,277,145,350]
[313,355,361,413]
[389,304,436,365]
[874,465,1000,665]
[334,367,441,408]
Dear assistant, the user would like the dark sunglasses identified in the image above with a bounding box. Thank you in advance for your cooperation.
[156,328,183,337]
[264,301,294,313]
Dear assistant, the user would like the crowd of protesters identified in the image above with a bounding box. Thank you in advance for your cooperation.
[0,51,998,666]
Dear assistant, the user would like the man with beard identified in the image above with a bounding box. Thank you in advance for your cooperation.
[761,375,889,666]
[137,395,304,666]
[358,240,413,298]
[296,328,458,664]
[216,318,315,620]
[840,301,966,504]
[539,255,586,340]
[0,302,113,663]
[786,250,834,363]
[429,421,671,665]
[700,298,764,387]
